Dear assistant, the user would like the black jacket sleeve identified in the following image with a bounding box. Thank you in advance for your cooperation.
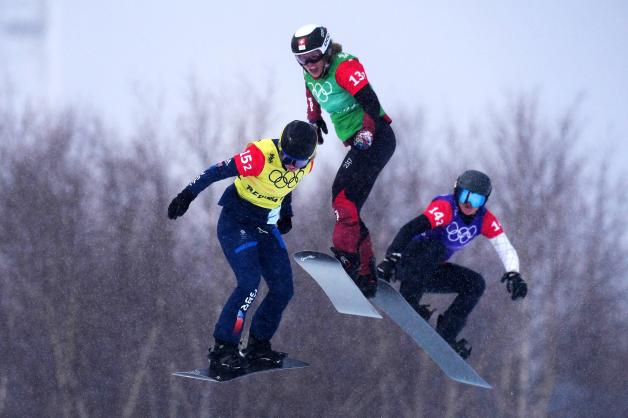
[353,84,382,121]
[386,214,432,255]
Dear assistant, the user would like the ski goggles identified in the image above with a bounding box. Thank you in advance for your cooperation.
[294,49,325,65]
[280,150,310,169]
[458,188,487,208]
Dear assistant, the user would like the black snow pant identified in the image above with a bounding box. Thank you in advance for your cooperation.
[397,240,486,342]
[331,120,396,276]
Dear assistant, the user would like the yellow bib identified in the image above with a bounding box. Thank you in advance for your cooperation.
[234,138,312,209]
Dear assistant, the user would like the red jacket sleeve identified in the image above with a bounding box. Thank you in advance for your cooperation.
[305,86,322,122]
[234,144,265,177]
[335,59,369,96]
[422,199,453,228]
[481,210,505,238]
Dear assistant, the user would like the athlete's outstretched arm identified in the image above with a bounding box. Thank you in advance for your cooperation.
[488,233,520,273]
[489,233,528,299]
[168,144,266,220]
[186,159,239,195]
[167,159,239,220]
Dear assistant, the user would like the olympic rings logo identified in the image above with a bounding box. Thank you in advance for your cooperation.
[446,221,478,245]
[268,169,304,189]
[308,81,334,103]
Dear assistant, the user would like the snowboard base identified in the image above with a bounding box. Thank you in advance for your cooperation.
[373,279,491,389]
[293,251,382,318]
[293,249,490,388]
[173,357,309,383]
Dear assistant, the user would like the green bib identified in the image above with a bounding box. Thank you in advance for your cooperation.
[304,53,365,141]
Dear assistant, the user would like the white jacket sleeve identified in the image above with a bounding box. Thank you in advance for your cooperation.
[488,233,520,273]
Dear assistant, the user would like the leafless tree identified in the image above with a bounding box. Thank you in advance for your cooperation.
[1,88,626,418]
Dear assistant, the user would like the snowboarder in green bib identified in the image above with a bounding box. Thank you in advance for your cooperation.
[291,24,396,297]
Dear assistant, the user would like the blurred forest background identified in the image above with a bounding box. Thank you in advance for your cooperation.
[1,83,627,418]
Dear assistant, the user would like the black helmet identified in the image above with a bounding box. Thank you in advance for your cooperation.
[291,24,332,65]
[454,170,492,207]
[280,120,318,162]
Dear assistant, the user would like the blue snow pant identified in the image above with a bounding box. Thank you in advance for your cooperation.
[398,240,486,342]
[212,209,294,345]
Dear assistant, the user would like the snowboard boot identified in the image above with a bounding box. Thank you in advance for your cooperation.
[436,314,472,359]
[208,340,246,374]
[330,247,360,281]
[404,294,435,321]
[355,274,378,298]
[408,299,435,322]
[242,335,286,368]
[355,256,378,298]
[448,338,472,359]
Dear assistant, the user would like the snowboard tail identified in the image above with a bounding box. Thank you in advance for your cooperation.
[373,280,491,389]
[293,251,382,318]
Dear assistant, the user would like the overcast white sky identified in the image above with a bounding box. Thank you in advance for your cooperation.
[14,0,628,158]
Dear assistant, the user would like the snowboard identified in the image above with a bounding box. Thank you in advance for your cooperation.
[372,279,491,389]
[293,251,382,318]
[294,250,491,389]
[173,357,309,383]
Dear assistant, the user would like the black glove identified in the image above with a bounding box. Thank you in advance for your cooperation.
[501,272,527,300]
[376,253,401,282]
[312,119,328,144]
[277,216,292,234]
[167,189,196,220]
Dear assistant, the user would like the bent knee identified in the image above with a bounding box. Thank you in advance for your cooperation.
[469,275,486,296]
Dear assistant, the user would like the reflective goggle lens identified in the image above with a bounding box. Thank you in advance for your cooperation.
[295,49,324,65]
[458,189,487,208]
[281,151,310,169]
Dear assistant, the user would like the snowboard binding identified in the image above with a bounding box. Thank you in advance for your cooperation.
[448,338,472,359]
[330,247,360,279]
[406,297,436,322]
[435,315,472,359]
[354,274,378,298]
[331,247,379,298]
[242,336,286,368]
[207,341,247,380]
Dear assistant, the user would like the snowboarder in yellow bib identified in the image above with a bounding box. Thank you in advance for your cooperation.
[168,121,318,376]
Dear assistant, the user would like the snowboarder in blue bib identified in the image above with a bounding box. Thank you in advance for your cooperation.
[168,121,318,374]
[377,170,527,358]
[291,24,396,298]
